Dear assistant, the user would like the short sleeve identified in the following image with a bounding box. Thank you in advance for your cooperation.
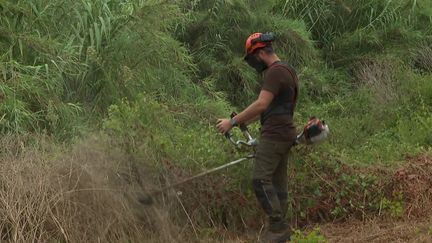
[261,67,286,96]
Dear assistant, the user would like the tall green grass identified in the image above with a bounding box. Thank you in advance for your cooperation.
[0,0,432,238]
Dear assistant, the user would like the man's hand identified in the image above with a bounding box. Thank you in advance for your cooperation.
[216,118,233,134]
[216,90,274,134]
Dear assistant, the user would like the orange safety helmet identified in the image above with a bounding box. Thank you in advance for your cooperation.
[244,32,274,58]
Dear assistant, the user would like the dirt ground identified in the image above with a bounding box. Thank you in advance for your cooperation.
[231,218,432,243]
[319,217,432,243]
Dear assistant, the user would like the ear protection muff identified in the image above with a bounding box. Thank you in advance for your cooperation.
[251,32,275,45]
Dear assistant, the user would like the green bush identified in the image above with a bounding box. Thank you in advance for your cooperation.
[291,227,327,243]
[103,93,233,169]
[1,0,432,239]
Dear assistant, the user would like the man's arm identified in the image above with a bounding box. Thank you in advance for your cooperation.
[216,90,274,134]
[233,90,274,124]
[245,115,260,125]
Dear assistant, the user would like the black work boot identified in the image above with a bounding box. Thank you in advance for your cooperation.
[260,217,292,243]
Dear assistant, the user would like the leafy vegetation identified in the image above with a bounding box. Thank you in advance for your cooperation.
[0,0,431,241]
[291,227,327,243]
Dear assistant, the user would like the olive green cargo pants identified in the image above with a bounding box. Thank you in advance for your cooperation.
[252,138,293,230]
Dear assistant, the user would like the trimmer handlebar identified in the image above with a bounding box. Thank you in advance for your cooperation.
[224,112,258,147]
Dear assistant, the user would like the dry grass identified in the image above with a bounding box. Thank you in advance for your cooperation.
[0,135,180,243]
[152,158,263,241]
[352,59,400,104]
[413,46,432,73]
[386,154,432,218]
[0,134,261,243]
[0,134,430,242]
[320,218,432,243]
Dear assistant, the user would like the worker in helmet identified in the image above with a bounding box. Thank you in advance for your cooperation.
[217,32,298,242]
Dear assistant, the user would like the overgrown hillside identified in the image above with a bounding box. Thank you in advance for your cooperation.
[0,0,431,242]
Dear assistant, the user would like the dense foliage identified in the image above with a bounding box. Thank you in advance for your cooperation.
[0,0,431,241]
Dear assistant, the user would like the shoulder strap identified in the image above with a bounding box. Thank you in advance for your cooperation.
[268,62,298,104]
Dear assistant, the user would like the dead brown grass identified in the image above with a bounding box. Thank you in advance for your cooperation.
[413,46,432,73]
[385,154,432,218]
[320,217,432,243]
[352,59,400,104]
[0,135,180,243]
[153,158,263,240]
[0,134,266,243]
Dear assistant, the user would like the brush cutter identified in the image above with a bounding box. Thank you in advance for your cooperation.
[295,117,329,145]
[138,114,329,205]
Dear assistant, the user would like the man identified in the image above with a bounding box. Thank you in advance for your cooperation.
[216,32,298,242]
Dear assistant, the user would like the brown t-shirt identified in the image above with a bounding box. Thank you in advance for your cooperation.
[260,62,298,142]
